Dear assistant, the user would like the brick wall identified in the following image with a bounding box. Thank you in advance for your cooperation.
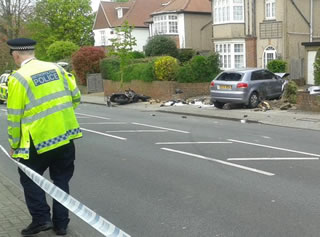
[103,80,210,101]
[246,37,257,68]
[296,92,320,112]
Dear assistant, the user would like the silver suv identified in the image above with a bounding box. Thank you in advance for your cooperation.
[210,68,288,108]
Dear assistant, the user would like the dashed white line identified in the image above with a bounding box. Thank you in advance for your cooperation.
[105,130,167,133]
[76,113,110,120]
[81,128,126,140]
[228,139,320,157]
[161,148,275,176]
[228,157,319,161]
[132,122,189,134]
[80,122,128,125]
[156,142,232,145]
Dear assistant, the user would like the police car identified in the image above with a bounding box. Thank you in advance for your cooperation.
[0,73,10,104]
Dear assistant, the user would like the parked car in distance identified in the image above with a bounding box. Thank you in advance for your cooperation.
[210,68,289,109]
[0,73,10,104]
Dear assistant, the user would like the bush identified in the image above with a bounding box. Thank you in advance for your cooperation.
[72,47,105,85]
[314,49,320,85]
[128,51,145,59]
[284,80,298,104]
[100,57,120,80]
[100,57,155,82]
[144,35,179,58]
[176,53,221,83]
[47,41,79,62]
[177,49,196,63]
[154,56,179,81]
[267,59,287,73]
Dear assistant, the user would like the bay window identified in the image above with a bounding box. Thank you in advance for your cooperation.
[215,41,245,69]
[154,14,178,35]
[214,0,244,24]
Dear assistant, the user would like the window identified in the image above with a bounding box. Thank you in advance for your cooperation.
[215,41,245,69]
[265,0,276,20]
[214,0,244,24]
[117,8,123,18]
[100,31,106,46]
[263,46,276,68]
[154,14,178,35]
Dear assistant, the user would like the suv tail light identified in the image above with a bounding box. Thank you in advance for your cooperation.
[210,82,215,87]
[237,83,248,88]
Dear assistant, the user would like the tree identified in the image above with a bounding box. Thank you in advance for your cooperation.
[0,0,35,39]
[109,20,137,87]
[27,0,94,60]
[47,41,79,62]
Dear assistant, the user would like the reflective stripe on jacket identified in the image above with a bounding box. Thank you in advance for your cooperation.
[7,59,82,159]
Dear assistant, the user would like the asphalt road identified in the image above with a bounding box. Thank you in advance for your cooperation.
[1,103,320,237]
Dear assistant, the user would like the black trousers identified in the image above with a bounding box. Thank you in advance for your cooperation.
[18,140,75,229]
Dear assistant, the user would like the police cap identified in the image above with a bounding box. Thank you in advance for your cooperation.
[7,38,36,55]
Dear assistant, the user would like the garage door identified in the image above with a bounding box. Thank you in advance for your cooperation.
[307,51,317,85]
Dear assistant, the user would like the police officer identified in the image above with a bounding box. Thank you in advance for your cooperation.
[6,38,82,236]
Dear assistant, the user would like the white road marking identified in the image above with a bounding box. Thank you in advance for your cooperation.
[132,122,189,134]
[1,109,6,112]
[80,122,128,125]
[228,139,320,157]
[261,136,271,139]
[105,130,167,133]
[156,141,232,145]
[76,113,110,120]
[228,157,319,161]
[161,148,275,176]
[81,128,126,140]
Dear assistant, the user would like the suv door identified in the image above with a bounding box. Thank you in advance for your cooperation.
[263,70,283,98]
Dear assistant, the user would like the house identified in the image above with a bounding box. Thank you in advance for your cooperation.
[147,0,212,52]
[210,0,320,84]
[92,0,167,51]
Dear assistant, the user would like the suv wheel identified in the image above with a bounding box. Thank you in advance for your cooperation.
[248,92,259,108]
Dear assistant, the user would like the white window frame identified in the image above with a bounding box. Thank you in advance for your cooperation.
[215,40,246,69]
[265,0,276,20]
[213,0,244,24]
[117,8,123,18]
[100,31,106,46]
[153,14,178,35]
[263,46,277,68]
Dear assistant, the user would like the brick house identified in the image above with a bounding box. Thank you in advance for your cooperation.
[210,0,320,84]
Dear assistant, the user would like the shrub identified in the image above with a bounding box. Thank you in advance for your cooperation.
[47,41,79,62]
[176,53,221,83]
[71,47,105,85]
[284,80,298,104]
[100,57,155,82]
[267,59,287,73]
[177,49,195,63]
[100,57,120,80]
[154,56,179,81]
[128,51,145,59]
[314,49,320,85]
[144,35,179,58]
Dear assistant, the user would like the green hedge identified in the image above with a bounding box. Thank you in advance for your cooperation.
[176,54,221,83]
[267,59,287,73]
[100,57,155,82]
[314,49,320,85]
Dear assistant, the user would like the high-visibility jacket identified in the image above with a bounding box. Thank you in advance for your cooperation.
[7,59,82,159]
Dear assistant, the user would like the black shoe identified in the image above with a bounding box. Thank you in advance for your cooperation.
[21,221,53,236]
[53,227,67,236]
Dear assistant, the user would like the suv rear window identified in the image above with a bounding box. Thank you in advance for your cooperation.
[215,72,242,81]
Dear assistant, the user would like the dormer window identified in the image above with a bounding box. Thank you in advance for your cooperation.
[117,8,123,18]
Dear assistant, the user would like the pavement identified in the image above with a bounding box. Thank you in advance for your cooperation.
[0,92,319,237]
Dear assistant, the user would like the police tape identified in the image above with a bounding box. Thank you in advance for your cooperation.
[0,145,130,237]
